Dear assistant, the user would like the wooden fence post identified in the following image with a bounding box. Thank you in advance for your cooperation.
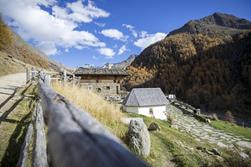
[31,68,35,80]
[44,75,51,86]
[63,70,67,83]
[33,102,48,167]
[26,68,31,83]
[17,123,34,167]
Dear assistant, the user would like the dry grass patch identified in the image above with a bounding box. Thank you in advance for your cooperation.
[52,82,126,138]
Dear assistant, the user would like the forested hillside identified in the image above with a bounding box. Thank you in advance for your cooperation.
[125,13,251,116]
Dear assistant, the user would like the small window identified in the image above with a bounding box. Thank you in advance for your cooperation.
[97,88,101,93]
[106,86,110,90]
[149,108,153,115]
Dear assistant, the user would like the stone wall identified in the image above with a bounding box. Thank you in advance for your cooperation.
[80,82,120,96]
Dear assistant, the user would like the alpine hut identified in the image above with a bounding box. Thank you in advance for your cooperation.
[123,88,169,120]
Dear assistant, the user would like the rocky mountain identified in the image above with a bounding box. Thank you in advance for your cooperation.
[103,54,136,69]
[168,12,251,37]
[0,18,59,76]
[125,13,251,117]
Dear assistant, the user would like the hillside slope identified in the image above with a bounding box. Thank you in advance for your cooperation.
[125,13,251,116]
[0,18,59,76]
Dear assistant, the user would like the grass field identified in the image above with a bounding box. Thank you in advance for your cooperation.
[52,82,128,139]
[211,120,251,140]
[125,113,251,167]
[52,83,251,167]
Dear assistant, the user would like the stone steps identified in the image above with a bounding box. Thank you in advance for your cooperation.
[168,105,251,150]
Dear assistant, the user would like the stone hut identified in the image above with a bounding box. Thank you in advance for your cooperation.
[74,67,128,97]
[123,88,169,120]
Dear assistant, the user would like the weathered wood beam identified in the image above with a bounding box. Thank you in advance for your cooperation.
[26,68,31,83]
[38,80,147,167]
[33,102,48,167]
[17,122,34,167]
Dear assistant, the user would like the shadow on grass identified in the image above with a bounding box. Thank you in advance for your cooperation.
[0,98,24,124]
[0,83,34,166]
[0,118,20,124]
[0,92,13,96]
[0,111,31,167]
[0,83,32,125]
[0,88,18,110]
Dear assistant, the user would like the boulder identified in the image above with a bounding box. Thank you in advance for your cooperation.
[121,117,143,125]
[206,119,211,123]
[240,152,249,159]
[127,119,151,157]
[210,148,221,156]
[148,122,161,131]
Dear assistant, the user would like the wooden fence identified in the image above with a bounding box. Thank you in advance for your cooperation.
[18,69,147,167]
[26,68,80,85]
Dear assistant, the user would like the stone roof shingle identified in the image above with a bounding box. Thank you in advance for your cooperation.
[123,88,169,107]
[74,67,128,76]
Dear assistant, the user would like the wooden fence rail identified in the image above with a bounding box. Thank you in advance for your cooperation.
[17,121,33,167]
[33,102,48,167]
[17,101,48,167]
[38,79,146,167]
[26,68,80,86]
[19,69,147,167]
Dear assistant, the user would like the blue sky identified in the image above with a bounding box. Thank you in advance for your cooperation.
[1,0,251,68]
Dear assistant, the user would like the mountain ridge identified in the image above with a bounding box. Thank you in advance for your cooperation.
[126,13,251,117]
[103,54,136,69]
[168,12,251,37]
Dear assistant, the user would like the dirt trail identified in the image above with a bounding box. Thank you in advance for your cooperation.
[0,73,26,116]
[0,73,33,166]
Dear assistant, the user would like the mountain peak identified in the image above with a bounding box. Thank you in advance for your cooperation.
[168,12,251,36]
[201,12,251,29]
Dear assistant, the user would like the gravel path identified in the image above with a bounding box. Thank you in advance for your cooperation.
[168,105,251,150]
[0,73,26,116]
[0,73,30,165]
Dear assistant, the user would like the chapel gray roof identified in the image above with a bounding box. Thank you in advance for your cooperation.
[74,67,128,76]
[123,88,169,107]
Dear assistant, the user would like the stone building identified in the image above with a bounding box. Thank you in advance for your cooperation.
[123,88,169,120]
[74,67,128,98]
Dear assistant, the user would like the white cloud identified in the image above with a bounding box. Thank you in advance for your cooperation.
[52,0,109,23]
[0,0,108,55]
[92,55,97,59]
[36,42,57,55]
[122,24,137,38]
[101,29,126,41]
[52,5,69,20]
[98,47,115,58]
[94,22,106,27]
[65,0,110,23]
[134,32,166,49]
[139,31,148,38]
[118,45,126,55]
